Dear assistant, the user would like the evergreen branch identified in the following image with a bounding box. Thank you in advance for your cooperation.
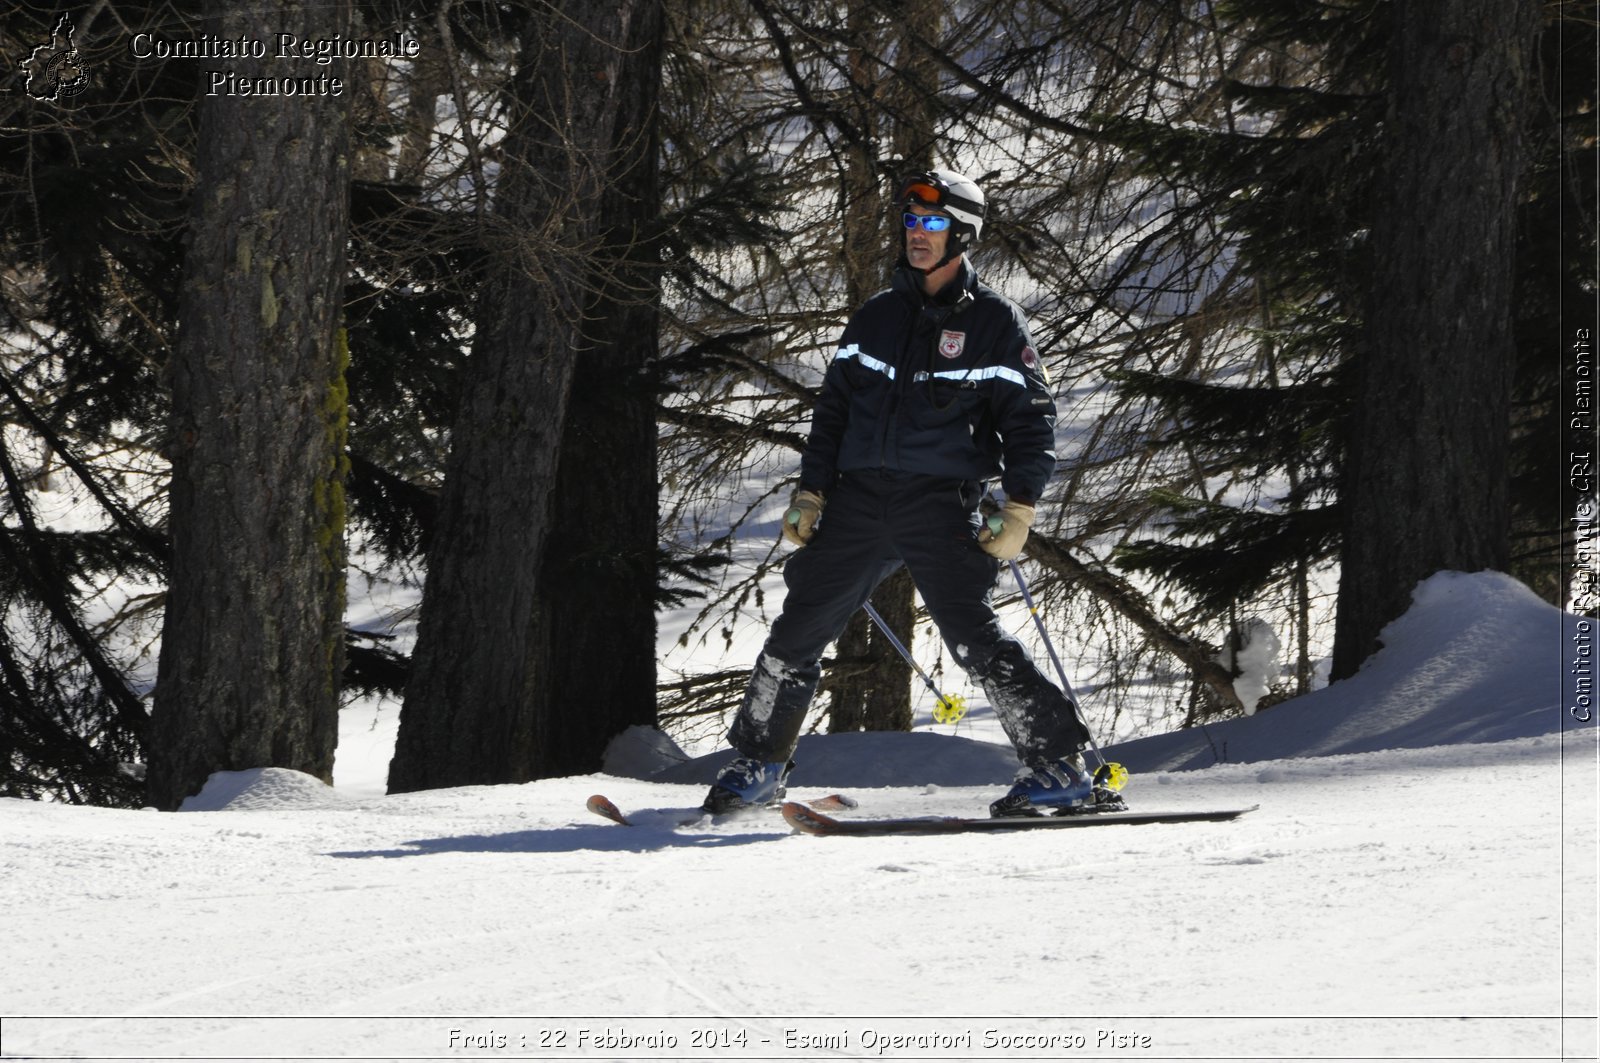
[1023,533,1244,713]
[0,439,148,745]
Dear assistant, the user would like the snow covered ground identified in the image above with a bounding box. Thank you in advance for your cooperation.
[3,571,1597,1063]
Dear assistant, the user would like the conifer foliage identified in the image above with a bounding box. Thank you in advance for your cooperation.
[2,2,194,804]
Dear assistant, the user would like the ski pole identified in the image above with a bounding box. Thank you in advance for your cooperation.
[860,601,968,724]
[1006,557,1124,788]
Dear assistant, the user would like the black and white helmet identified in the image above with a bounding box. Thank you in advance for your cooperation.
[897,169,987,250]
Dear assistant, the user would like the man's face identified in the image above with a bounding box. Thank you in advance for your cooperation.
[904,203,951,272]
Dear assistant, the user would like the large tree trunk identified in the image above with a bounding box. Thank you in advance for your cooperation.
[147,0,354,810]
[825,4,911,734]
[388,0,651,793]
[824,0,945,735]
[530,0,664,777]
[1332,0,1539,678]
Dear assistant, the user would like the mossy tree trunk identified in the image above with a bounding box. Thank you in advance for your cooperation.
[147,0,354,810]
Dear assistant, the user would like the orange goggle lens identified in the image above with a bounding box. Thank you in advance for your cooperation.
[902,181,943,206]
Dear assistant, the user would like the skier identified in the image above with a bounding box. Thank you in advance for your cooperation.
[704,168,1108,818]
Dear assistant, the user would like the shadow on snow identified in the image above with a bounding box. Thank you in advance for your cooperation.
[326,823,788,859]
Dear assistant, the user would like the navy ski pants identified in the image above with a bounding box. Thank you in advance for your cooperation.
[728,470,1090,767]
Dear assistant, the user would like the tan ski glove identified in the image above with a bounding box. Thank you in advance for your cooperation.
[781,488,825,547]
[978,501,1035,560]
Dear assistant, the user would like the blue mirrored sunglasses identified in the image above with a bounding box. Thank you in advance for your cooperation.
[903,212,953,232]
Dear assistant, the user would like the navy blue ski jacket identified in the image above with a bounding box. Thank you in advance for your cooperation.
[799,259,1059,503]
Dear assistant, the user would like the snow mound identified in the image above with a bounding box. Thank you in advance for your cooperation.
[1104,570,1578,772]
[179,768,350,812]
[650,729,1022,788]
[601,725,692,778]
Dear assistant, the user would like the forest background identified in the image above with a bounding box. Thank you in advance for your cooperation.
[1,0,1593,810]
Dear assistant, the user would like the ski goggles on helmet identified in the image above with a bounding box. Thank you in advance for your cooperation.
[900,180,948,208]
[903,212,953,232]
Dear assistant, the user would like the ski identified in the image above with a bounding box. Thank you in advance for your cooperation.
[585,794,636,826]
[781,800,1258,837]
[586,792,858,828]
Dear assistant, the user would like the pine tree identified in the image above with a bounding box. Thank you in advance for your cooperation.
[146,0,356,809]
[530,0,666,777]
[1332,0,1542,676]
[817,0,944,736]
[388,0,663,792]
[1096,1,1557,697]
[1,3,196,804]
[1043,3,1383,711]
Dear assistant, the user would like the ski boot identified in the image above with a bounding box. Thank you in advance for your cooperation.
[702,756,792,814]
[990,752,1126,817]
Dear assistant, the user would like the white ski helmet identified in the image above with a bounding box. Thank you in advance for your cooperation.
[897,169,987,250]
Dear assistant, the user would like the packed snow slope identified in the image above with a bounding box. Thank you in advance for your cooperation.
[2,571,1596,1063]
[1099,570,1583,771]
